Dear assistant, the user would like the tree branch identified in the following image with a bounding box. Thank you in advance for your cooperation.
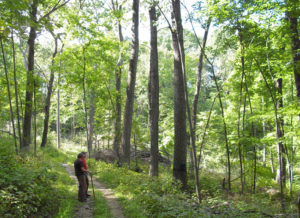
[38,0,70,22]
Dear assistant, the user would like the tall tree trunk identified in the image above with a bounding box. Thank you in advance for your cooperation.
[262,96,267,166]
[148,2,159,177]
[170,0,187,190]
[211,64,231,191]
[256,59,285,208]
[41,32,58,148]
[56,44,64,149]
[244,71,256,193]
[237,35,245,194]
[22,0,38,150]
[56,75,61,149]
[190,19,211,183]
[121,0,139,165]
[192,20,210,139]
[33,80,37,156]
[276,78,286,206]
[88,94,95,155]
[286,0,300,112]
[1,39,18,153]
[112,0,124,160]
[82,47,90,156]
[11,31,22,149]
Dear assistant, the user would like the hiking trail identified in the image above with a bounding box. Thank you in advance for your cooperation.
[62,163,125,218]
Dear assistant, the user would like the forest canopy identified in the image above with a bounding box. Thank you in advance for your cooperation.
[0,0,300,216]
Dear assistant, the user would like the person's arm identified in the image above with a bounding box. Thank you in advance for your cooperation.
[81,166,91,174]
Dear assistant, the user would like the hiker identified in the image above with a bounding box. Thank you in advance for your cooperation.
[80,152,91,197]
[74,153,91,202]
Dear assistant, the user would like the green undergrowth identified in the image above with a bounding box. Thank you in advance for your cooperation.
[0,136,78,217]
[88,159,207,217]
[88,159,298,217]
[93,191,113,217]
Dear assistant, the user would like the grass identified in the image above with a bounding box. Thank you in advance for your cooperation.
[93,191,113,217]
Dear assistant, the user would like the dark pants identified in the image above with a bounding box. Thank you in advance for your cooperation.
[84,173,89,194]
[76,175,87,202]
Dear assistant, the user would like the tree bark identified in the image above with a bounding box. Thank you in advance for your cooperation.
[121,0,139,165]
[171,0,187,190]
[286,0,300,111]
[56,44,63,149]
[88,94,95,155]
[33,80,37,156]
[41,32,58,148]
[1,39,18,153]
[237,34,245,194]
[82,47,90,156]
[11,32,22,149]
[112,0,124,160]
[276,78,286,200]
[22,0,38,150]
[262,96,266,166]
[148,3,159,177]
[57,74,61,149]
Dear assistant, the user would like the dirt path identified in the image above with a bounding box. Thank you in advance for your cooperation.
[62,163,125,218]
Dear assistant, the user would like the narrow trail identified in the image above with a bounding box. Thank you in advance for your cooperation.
[62,163,125,218]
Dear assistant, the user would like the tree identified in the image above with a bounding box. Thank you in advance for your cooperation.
[112,0,124,160]
[171,0,187,189]
[22,0,70,150]
[40,31,59,148]
[121,0,140,164]
[1,38,18,153]
[285,0,300,111]
[22,0,38,150]
[148,1,159,177]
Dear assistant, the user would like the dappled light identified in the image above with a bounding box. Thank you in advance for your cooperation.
[0,0,299,217]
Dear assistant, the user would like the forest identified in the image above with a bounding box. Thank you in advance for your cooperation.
[0,0,300,217]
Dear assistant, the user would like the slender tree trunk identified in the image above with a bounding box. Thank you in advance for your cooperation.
[211,64,231,191]
[88,94,95,155]
[286,0,300,112]
[192,20,210,137]
[289,79,294,197]
[121,0,139,165]
[112,0,124,160]
[198,95,217,167]
[11,32,22,149]
[237,40,245,194]
[262,96,267,166]
[82,47,90,156]
[33,80,37,156]
[1,39,18,153]
[41,33,58,147]
[170,0,187,190]
[276,78,286,209]
[22,0,38,150]
[256,59,285,208]
[56,44,64,149]
[57,73,61,149]
[190,19,211,183]
[270,149,275,173]
[148,3,159,177]
[244,71,256,193]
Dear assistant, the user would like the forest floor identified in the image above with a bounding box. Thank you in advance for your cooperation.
[62,163,125,218]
